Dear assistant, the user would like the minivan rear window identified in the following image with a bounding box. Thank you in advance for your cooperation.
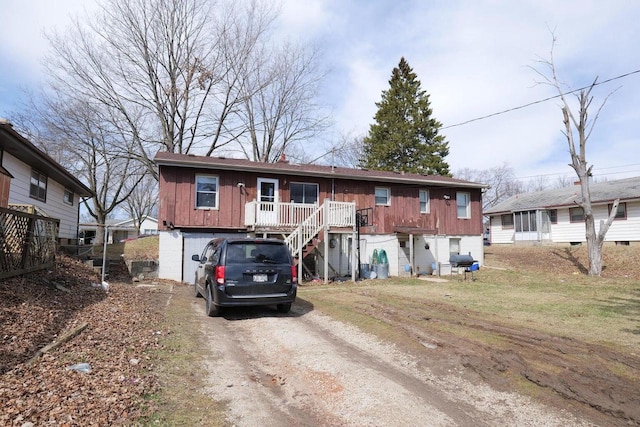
[226,242,290,264]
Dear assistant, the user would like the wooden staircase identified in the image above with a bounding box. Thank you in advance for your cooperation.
[284,203,324,259]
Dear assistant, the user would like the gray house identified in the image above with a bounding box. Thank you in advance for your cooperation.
[1,119,93,244]
[484,177,640,245]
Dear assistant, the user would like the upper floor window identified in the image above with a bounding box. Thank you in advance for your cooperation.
[456,192,470,218]
[419,189,430,213]
[63,189,74,206]
[195,175,218,209]
[290,182,318,204]
[569,207,584,222]
[375,187,390,206]
[501,214,514,229]
[30,170,47,202]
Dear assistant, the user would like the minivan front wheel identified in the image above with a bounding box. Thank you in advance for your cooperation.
[205,283,221,317]
[276,303,292,314]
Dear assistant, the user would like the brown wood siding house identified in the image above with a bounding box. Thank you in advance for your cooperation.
[155,152,487,283]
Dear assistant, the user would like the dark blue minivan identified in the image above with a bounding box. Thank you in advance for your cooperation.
[192,238,297,316]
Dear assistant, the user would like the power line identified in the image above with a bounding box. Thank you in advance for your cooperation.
[441,68,640,130]
[513,167,640,181]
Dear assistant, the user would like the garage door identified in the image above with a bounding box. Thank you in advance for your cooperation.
[182,233,215,285]
[182,232,242,284]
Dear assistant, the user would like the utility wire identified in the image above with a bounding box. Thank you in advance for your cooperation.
[441,68,640,130]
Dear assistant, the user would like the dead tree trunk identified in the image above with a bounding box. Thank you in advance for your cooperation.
[561,88,618,276]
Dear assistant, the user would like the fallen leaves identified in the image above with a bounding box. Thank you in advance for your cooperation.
[0,254,169,426]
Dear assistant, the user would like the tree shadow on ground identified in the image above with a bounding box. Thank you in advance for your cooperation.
[551,247,589,275]
[594,288,640,324]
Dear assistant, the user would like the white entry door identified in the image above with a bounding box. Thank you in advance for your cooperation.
[257,178,279,225]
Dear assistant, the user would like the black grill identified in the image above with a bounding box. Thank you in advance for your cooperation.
[449,254,475,268]
[449,253,479,280]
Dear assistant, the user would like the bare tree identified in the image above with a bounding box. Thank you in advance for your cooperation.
[42,0,325,175]
[236,41,329,162]
[524,175,550,193]
[327,132,366,168]
[123,174,158,234]
[17,96,147,245]
[455,163,523,211]
[533,34,618,276]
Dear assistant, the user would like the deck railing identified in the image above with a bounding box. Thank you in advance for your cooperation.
[245,200,356,258]
[245,200,356,229]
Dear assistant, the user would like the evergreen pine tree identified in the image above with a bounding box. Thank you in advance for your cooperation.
[360,57,450,176]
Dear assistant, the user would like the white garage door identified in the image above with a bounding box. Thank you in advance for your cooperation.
[182,232,244,284]
[182,233,215,285]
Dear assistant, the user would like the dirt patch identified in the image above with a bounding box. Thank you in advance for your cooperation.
[353,296,639,426]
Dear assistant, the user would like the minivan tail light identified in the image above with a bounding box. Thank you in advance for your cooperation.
[215,265,225,284]
[291,265,297,284]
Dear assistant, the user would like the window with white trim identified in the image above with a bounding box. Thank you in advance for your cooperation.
[195,175,219,209]
[456,191,470,218]
[419,189,430,213]
[375,187,390,205]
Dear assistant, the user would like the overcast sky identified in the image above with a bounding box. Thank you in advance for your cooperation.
[1,0,639,185]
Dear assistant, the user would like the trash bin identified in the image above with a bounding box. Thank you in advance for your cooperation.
[375,263,389,279]
[359,263,370,279]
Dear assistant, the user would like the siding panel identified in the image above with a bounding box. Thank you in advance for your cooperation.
[158,165,483,237]
[5,153,79,241]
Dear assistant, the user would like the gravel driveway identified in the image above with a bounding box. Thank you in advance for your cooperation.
[196,301,590,426]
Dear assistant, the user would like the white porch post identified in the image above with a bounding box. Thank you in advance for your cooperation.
[409,233,414,277]
[324,199,329,284]
[298,229,303,285]
[352,231,357,281]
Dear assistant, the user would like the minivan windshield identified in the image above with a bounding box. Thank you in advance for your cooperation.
[226,242,290,264]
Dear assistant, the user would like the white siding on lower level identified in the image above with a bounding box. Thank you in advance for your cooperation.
[159,229,484,281]
[159,231,184,282]
[159,230,245,282]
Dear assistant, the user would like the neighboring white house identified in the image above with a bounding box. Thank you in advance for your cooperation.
[484,177,640,246]
[79,216,158,244]
[0,119,93,244]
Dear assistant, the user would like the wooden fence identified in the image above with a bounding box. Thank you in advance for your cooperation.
[0,206,60,279]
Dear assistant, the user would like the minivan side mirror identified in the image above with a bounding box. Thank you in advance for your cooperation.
[191,254,200,262]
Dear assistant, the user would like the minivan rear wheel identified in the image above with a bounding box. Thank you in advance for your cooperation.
[194,276,202,298]
[205,283,221,317]
[276,303,292,314]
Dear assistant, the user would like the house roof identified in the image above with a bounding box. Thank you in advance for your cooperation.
[153,151,488,189]
[114,216,158,227]
[484,176,640,215]
[0,120,93,197]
